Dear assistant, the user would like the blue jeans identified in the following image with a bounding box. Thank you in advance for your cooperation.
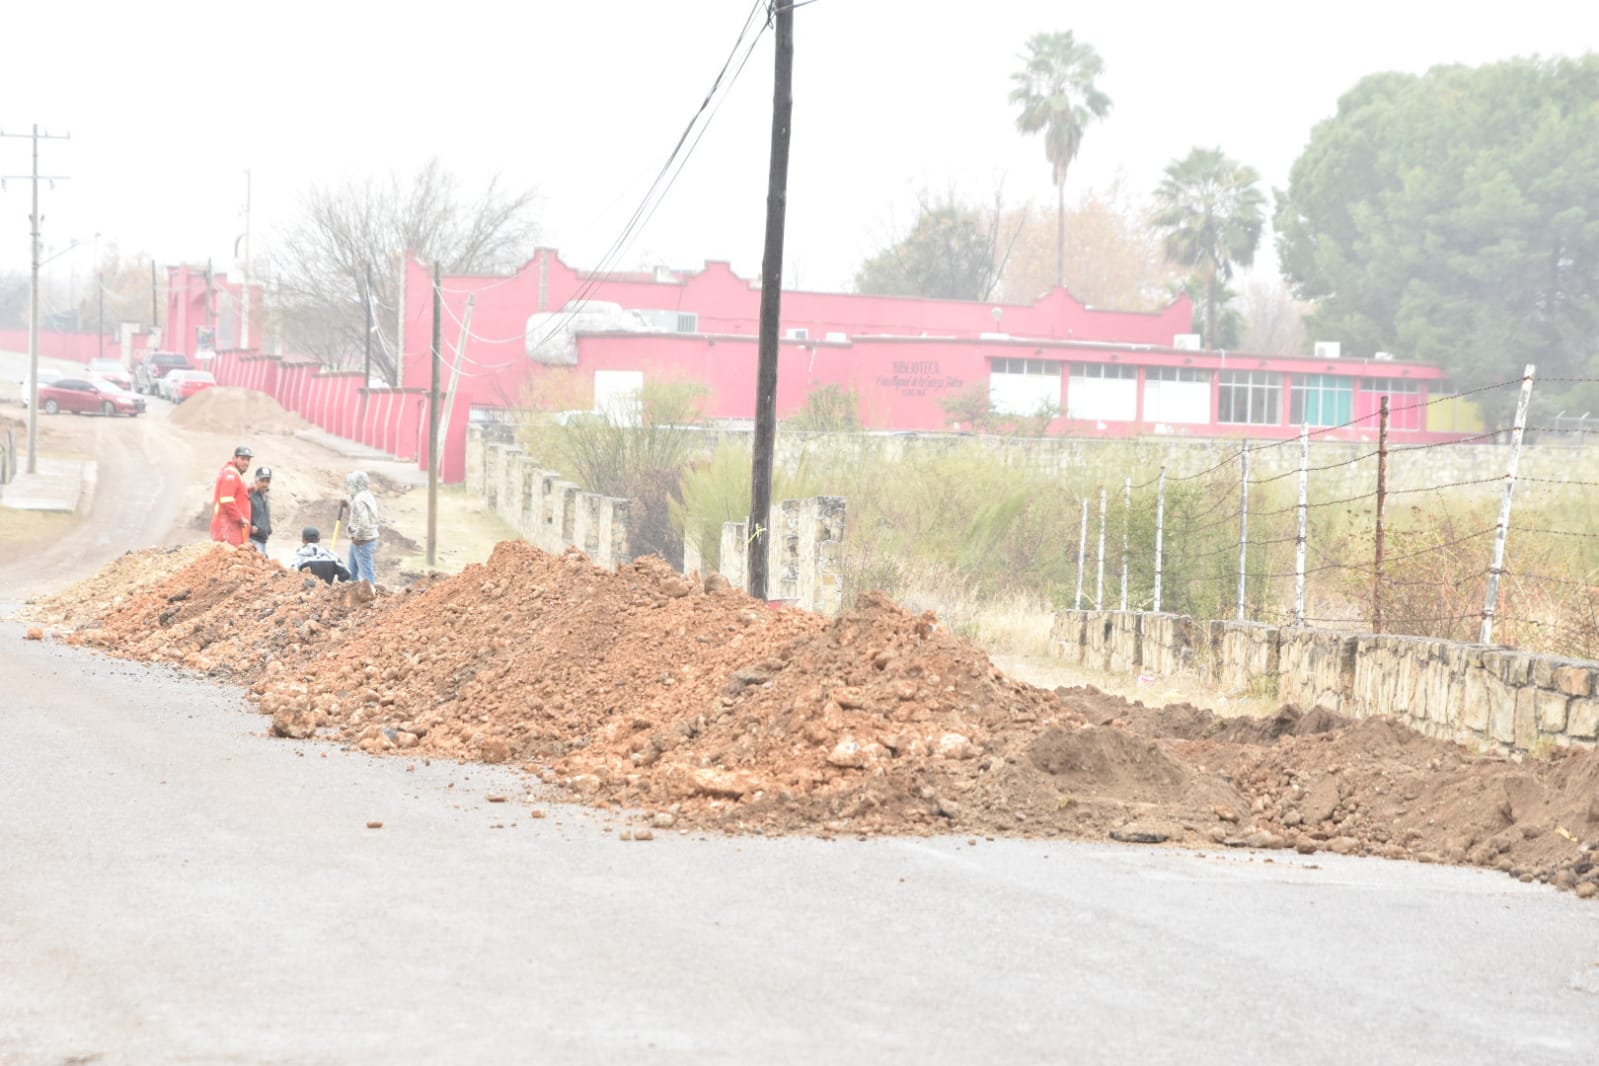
[348,539,379,584]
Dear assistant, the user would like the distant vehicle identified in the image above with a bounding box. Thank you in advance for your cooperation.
[87,358,133,392]
[18,368,64,406]
[167,370,217,403]
[36,376,147,417]
[134,352,193,394]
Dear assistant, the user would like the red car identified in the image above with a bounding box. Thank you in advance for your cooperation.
[37,376,147,417]
[168,370,217,402]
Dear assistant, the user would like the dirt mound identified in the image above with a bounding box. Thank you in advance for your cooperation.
[69,544,399,682]
[19,543,220,628]
[36,538,1599,899]
[169,386,310,435]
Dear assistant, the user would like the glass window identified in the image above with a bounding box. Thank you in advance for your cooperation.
[1217,370,1282,425]
[1071,362,1137,380]
[1290,374,1354,426]
[1147,367,1204,382]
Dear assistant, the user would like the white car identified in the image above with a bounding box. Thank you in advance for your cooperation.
[18,368,64,407]
[160,370,204,403]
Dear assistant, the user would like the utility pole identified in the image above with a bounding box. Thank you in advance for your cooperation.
[427,262,442,568]
[239,169,252,350]
[747,0,795,601]
[1,123,71,475]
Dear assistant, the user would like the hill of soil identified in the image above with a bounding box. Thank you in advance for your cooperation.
[32,538,1599,899]
[169,387,311,435]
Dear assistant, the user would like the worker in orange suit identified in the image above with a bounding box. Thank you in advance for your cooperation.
[210,445,254,546]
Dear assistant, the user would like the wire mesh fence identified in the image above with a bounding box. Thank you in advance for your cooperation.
[1066,366,1599,661]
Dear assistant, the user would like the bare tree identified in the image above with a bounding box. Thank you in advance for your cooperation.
[1238,274,1309,354]
[270,158,538,384]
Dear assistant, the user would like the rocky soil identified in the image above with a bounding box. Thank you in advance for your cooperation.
[24,538,1599,900]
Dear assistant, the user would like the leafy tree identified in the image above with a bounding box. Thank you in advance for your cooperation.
[1275,57,1599,395]
[272,157,538,384]
[1009,31,1112,287]
[1238,276,1309,355]
[1153,147,1265,348]
[855,191,1019,300]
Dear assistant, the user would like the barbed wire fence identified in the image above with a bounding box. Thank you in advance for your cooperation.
[1066,366,1599,661]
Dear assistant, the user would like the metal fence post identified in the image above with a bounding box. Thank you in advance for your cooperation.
[1373,395,1390,633]
[1237,448,1251,622]
[1480,364,1537,645]
[1096,486,1107,610]
[1153,465,1167,613]
[1295,426,1308,627]
[1119,476,1131,611]
[1075,496,1089,610]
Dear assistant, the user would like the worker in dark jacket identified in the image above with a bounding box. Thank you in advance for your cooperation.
[248,467,273,553]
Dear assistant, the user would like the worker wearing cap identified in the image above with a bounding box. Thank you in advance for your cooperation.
[248,466,274,554]
[210,445,254,546]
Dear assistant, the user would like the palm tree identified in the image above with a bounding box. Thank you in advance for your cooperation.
[1152,147,1266,348]
[1009,32,1112,288]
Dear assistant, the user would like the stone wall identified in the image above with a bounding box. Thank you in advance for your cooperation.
[702,496,847,616]
[1050,609,1598,754]
[467,427,845,612]
[466,428,631,568]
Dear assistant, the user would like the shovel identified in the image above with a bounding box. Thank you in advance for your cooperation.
[331,500,349,551]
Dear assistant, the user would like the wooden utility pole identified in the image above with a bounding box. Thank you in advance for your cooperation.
[747,0,794,601]
[1,123,70,474]
[427,262,442,567]
[1373,396,1389,633]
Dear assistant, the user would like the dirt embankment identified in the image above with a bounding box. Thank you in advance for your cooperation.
[26,538,1599,899]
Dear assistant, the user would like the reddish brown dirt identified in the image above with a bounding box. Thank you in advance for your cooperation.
[35,538,1599,900]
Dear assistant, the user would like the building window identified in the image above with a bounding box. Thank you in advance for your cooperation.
[1290,374,1353,427]
[1144,366,1210,423]
[1218,370,1281,425]
[992,357,1062,375]
[989,357,1061,416]
[1066,362,1137,420]
[634,309,699,333]
[1070,362,1137,380]
[1361,377,1422,430]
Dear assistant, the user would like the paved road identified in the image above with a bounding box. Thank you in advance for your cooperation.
[3,626,1598,1065]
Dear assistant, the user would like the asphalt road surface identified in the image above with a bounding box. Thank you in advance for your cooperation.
[3,351,1599,1063]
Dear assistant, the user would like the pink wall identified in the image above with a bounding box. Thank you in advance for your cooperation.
[164,264,264,358]
[0,329,125,365]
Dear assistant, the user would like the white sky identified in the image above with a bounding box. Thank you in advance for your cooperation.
[2,0,1596,297]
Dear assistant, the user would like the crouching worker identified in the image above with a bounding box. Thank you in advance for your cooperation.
[292,526,352,585]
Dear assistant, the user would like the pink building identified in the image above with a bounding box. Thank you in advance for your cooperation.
[388,250,1461,481]
[165,264,264,359]
[209,249,1469,485]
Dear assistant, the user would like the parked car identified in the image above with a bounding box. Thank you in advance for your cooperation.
[134,352,193,394]
[167,370,217,403]
[87,358,134,392]
[36,376,147,417]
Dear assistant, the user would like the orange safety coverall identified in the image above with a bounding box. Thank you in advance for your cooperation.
[210,462,252,545]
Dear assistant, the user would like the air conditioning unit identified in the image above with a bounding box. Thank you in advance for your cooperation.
[1314,341,1341,359]
[824,331,848,343]
[1173,333,1201,350]
[784,327,809,341]
[1372,350,1395,361]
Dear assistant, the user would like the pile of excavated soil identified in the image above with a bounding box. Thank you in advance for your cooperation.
[169,386,311,435]
[68,544,402,683]
[20,544,220,629]
[38,539,1599,898]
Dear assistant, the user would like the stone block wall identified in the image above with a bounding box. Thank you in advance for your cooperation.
[469,431,632,569]
[706,496,847,615]
[1050,608,1598,754]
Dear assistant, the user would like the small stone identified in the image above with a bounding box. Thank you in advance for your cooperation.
[1575,881,1597,899]
[1213,806,1240,824]
[633,828,654,841]
[486,794,508,803]
[652,812,676,829]
[24,627,44,641]
[530,809,547,819]
[366,821,383,829]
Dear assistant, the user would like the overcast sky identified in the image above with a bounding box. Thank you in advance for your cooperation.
[2,0,1596,300]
